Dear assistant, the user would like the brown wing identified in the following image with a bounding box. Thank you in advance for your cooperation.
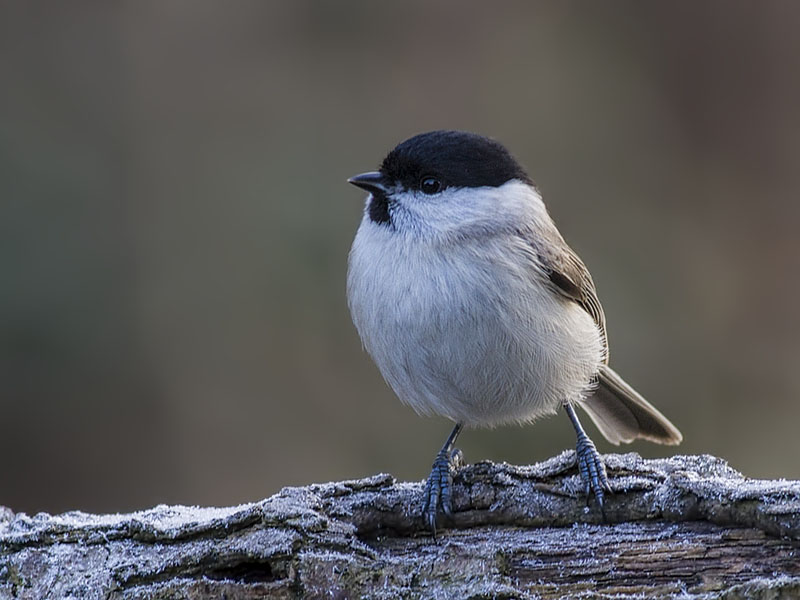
[521,229,608,362]
[517,229,684,444]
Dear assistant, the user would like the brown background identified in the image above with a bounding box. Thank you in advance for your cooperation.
[1,1,799,513]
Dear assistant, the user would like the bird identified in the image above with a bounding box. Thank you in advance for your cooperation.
[346,130,682,534]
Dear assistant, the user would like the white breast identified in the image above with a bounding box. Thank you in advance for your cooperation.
[346,182,604,427]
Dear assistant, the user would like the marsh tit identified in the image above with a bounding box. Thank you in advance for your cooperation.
[346,130,682,533]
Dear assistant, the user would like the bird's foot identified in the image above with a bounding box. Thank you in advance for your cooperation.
[422,447,464,536]
[575,433,611,513]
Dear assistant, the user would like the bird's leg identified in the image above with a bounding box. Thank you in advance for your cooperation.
[564,403,611,512]
[422,422,464,536]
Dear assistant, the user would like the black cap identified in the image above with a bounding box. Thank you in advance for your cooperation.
[379,130,533,192]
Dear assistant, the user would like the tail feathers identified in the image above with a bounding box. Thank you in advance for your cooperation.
[579,366,683,446]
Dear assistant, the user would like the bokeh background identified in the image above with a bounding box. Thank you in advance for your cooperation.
[2,1,799,514]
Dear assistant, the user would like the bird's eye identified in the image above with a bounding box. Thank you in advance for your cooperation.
[420,176,442,195]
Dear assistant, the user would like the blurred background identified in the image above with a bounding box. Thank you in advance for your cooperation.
[1,1,799,514]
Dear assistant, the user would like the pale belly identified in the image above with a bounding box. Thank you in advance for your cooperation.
[347,227,604,427]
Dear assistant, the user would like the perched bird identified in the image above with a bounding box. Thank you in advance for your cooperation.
[346,130,682,533]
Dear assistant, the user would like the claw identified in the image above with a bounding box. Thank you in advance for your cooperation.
[422,447,463,537]
[575,433,611,515]
[564,403,612,516]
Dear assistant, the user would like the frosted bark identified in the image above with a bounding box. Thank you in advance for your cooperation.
[1,452,799,599]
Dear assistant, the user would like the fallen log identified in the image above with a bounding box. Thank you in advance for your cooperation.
[1,452,799,599]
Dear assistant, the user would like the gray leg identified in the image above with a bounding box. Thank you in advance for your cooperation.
[422,423,464,536]
[564,403,611,511]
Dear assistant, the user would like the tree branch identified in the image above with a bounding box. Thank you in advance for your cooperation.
[1,452,799,599]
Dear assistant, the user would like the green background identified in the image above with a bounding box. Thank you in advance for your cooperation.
[2,1,799,513]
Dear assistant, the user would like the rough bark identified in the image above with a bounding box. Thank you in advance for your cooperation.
[1,452,799,599]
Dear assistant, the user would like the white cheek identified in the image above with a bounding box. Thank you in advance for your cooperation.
[390,180,550,240]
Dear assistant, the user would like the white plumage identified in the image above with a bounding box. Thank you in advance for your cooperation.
[347,180,604,427]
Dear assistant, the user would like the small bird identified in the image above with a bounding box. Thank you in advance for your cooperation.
[346,130,682,533]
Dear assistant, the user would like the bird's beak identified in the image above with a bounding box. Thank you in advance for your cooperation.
[347,171,389,195]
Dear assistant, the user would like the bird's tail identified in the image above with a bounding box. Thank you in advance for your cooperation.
[579,365,682,445]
